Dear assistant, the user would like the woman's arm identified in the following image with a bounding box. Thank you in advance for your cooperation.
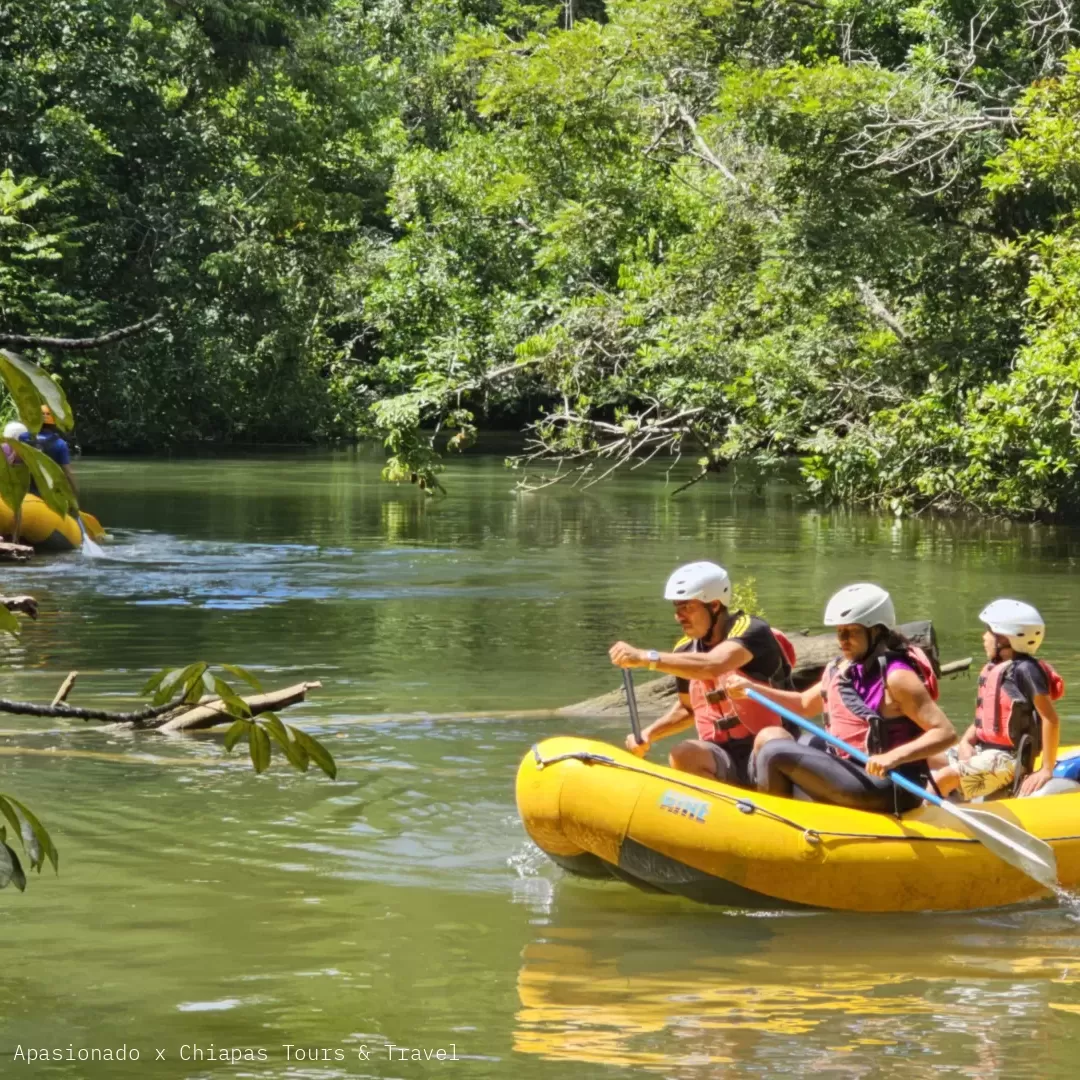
[1018,693,1061,795]
[864,667,957,776]
[724,675,824,718]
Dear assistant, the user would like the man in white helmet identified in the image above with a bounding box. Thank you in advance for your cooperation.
[608,561,795,785]
[930,599,1064,798]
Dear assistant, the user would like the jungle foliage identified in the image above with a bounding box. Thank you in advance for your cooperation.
[4,0,1080,514]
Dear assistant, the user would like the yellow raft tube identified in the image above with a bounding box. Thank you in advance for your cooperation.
[517,736,1080,913]
[0,495,105,552]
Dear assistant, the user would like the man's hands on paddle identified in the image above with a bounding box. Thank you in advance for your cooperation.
[624,732,650,756]
[609,641,647,668]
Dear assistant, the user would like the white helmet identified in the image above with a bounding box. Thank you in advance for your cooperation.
[823,583,896,630]
[3,421,27,441]
[980,598,1045,655]
[664,561,732,606]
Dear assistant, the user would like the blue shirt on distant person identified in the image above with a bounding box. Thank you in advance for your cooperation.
[36,429,71,467]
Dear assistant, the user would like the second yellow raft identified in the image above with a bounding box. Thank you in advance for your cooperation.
[517,736,1080,912]
[0,494,105,552]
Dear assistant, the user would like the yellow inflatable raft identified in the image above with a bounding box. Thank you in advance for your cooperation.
[0,495,105,552]
[517,737,1080,912]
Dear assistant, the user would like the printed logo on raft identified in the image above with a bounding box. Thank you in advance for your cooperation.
[658,789,709,822]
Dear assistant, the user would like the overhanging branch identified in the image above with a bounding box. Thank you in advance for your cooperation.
[0,312,164,351]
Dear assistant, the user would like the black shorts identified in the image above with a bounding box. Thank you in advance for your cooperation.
[704,739,754,786]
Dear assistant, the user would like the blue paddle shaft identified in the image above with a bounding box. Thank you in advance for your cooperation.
[744,687,944,811]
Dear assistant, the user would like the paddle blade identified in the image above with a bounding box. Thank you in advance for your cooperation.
[945,804,1059,891]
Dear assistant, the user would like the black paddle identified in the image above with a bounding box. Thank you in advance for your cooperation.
[623,668,644,746]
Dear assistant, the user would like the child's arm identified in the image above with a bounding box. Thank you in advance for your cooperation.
[956,722,978,761]
[1019,693,1060,796]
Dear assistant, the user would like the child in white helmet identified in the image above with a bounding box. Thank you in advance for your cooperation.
[930,600,1064,799]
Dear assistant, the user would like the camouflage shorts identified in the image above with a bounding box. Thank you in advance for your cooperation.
[946,745,1016,800]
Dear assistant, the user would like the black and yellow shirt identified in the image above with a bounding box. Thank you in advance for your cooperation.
[673,610,792,694]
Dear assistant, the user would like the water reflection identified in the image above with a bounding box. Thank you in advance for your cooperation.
[514,899,1080,1077]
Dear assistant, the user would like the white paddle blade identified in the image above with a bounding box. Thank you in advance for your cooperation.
[946,804,1059,891]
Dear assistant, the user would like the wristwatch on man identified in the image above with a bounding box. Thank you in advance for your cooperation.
[646,649,661,671]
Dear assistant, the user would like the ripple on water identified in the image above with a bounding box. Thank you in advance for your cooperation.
[6,531,555,610]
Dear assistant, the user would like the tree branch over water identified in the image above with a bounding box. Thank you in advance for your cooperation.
[0,313,163,351]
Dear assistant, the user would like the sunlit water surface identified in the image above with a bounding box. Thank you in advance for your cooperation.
[3,451,1080,1078]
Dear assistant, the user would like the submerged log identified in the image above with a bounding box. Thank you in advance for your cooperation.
[559,620,939,721]
[154,681,322,732]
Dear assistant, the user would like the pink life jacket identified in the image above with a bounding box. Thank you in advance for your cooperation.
[973,658,1064,751]
[821,646,938,758]
[688,628,797,745]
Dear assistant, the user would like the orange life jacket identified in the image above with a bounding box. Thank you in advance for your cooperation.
[973,658,1064,751]
[821,646,938,759]
[688,628,797,745]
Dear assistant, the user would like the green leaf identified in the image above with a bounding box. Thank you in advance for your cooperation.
[15,442,72,518]
[180,662,210,704]
[141,668,169,696]
[213,678,252,718]
[262,713,309,771]
[151,667,186,706]
[221,664,264,692]
[7,797,58,872]
[152,661,208,706]
[0,797,22,845]
[248,724,271,774]
[0,454,30,516]
[223,718,249,751]
[0,349,73,433]
[0,605,20,636]
[0,842,26,891]
[290,727,337,780]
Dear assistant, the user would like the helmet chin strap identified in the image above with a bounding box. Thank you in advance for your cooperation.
[704,602,725,644]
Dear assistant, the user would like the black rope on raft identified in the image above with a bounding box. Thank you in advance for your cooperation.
[529,746,983,845]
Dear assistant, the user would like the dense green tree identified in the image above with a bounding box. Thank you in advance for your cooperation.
[4,0,1080,516]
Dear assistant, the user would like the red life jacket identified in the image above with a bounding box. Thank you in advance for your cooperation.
[973,658,1064,751]
[821,646,938,759]
[688,627,796,745]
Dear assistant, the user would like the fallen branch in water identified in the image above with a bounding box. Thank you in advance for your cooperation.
[154,681,322,732]
[51,671,78,706]
[0,698,182,723]
[0,679,321,728]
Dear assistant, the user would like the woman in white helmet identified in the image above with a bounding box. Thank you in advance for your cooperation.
[727,583,956,812]
[930,600,1064,798]
[608,561,796,786]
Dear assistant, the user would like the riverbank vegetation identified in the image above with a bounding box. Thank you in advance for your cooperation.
[4,0,1080,515]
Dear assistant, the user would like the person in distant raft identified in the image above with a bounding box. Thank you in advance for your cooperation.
[36,404,78,497]
[1,421,31,544]
[930,600,1063,799]
[726,584,956,813]
[608,561,795,786]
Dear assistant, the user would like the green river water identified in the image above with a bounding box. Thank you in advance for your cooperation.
[3,451,1080,1079]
